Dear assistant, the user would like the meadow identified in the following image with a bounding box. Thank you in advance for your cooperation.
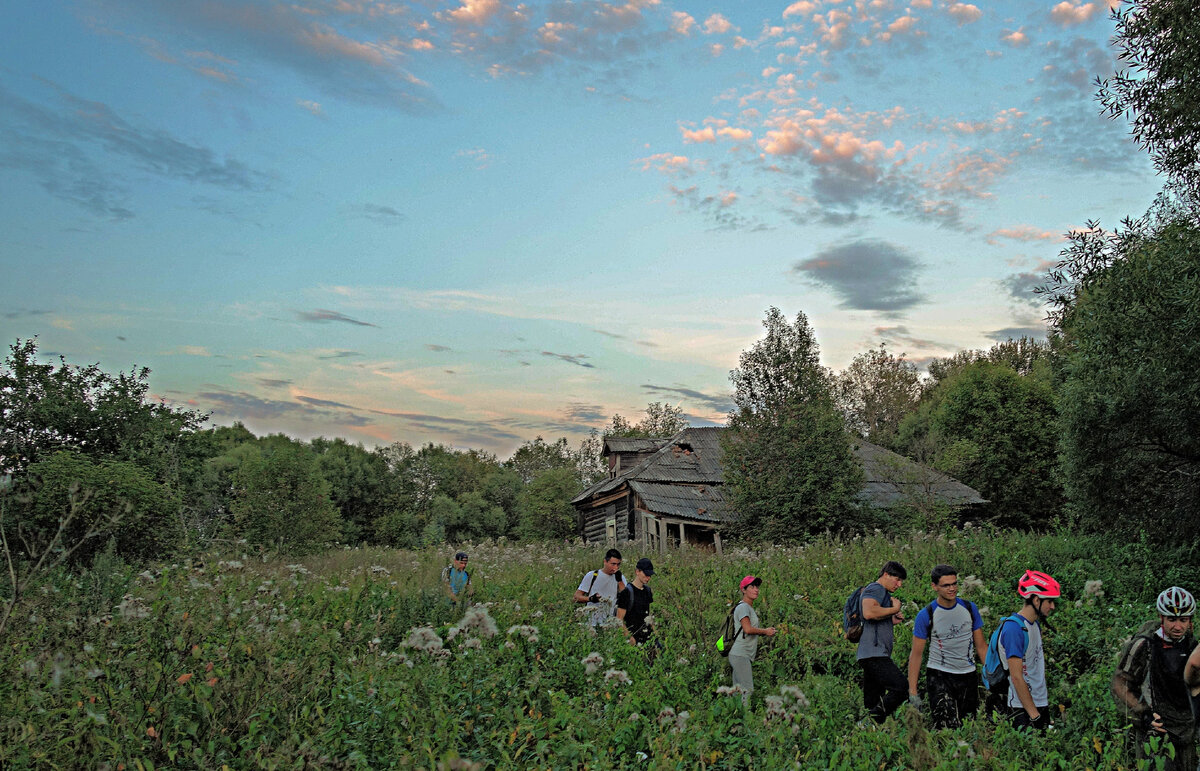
[1,527,1189,770]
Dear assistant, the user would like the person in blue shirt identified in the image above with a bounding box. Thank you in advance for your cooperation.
[906,564,986,728]
[997,570,1060,730]
[441,551,473,606]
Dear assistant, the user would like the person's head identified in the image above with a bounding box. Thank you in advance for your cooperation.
[1156,586,1195,642]
[739,575,762,601]
[635,557,655,582]
[453,551,468,569]
[1017,569,1060,619]
[931,564,958,603]
[602,548,623,575]
[878,561,907,592]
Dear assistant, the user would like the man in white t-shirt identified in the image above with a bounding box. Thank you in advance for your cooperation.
[573,549,626,627]
[906,564,985,728]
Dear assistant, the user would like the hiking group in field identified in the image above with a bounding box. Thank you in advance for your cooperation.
[442,547,1200,768]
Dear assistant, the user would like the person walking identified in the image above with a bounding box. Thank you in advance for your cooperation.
[573,549,626,627]
[858,561,908,724]
[441,551,473,607]
[616,557,656,646]
[906,564,986,728]
[1115,586,1198,770]
[996,570,1060,730]
[728,575,776,703]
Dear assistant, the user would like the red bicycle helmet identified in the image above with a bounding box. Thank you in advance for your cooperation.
[1017,570,1061,599]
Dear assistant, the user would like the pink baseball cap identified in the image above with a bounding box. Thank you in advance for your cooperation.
[739,575,762,591]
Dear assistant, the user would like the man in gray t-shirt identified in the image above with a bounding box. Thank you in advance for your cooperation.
[857,561,908,724]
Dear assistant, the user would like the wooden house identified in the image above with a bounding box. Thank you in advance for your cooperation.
[570,426,986,552]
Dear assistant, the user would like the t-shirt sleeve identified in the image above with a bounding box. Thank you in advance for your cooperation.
[969,601,983,630]
[998,619,1027,660]
[577,573,593,593]
[616,587,632,612]
[734,603,750,627]
[913,606,932,639]
[862,582,887,609]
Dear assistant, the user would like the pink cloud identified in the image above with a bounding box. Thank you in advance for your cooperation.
[986,225,1062,245]
[782,1,817,18]
[1001,27,1029,46]
[681,125,717,143]
[946,3,982,25]
[444,0,502,26]
[718,126,753,140]
[671,11,696,35]
[720,191,737,207]
[1049,1,1102,26]
[638,152,692,173]
[703,13,734,35]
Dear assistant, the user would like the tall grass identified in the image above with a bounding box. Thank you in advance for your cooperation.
[0,529,1180,769]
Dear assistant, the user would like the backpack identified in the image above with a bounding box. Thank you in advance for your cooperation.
[716,601,745,656]
[983,614,1028,692]
[843,586,866,643]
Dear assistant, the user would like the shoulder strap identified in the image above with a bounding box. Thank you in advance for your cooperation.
[586,570,600,595]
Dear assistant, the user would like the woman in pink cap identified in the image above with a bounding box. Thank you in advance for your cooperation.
[728,575,777,703]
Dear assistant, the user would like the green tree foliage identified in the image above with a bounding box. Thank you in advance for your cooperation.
[0,339,207,482]
[515,467,581,540]
[924,337,1054,393]
[834,346,921,447]
[1051,216,1200,540]
[311,437,389,544]
[1097,0,1200,198]
[505,436,576,484]
[231,439,342,554]
[721,308,863,540]
[5,450,179,566]
[602,402,690,439]
[894,361,1061,528]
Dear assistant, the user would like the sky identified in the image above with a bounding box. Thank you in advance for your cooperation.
[0,0,1164,457]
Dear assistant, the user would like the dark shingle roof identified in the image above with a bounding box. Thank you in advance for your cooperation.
[602,437,668,455]
[572,427,986,517]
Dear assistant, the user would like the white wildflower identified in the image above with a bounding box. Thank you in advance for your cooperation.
[581,652,604,675]
[604,669,632,685]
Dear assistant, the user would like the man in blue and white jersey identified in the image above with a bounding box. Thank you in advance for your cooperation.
[906,564,986,728]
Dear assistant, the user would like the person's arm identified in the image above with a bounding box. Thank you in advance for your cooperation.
[465,574,474,598]
[1007,657,1039,719]
[738,615,777,637]
[1185,643,1200,696]
[907,636,926,697]
[973,628,987,667]
[862,595,902,620]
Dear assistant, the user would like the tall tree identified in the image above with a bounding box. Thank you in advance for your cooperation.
[602,402,690,439]
[834,346,921,447]
[894,361,1061,528]
[231,439,342,554]
[1052,216,1200,540]
[721,308,863,540]
[1097,0,1200,198]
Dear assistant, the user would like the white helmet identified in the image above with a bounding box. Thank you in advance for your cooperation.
[1156,586,1196,617]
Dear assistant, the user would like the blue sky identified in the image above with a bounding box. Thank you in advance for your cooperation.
[1,0,1162,455]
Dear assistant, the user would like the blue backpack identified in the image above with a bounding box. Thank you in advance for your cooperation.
[983,614,1028,691]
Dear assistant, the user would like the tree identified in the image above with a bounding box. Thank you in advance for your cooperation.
[834,347,921,447]
[893,361,1061,528]
[311,437,389,544]
[602,402,690,439]
[924,338,1054,393]
[515,467,581,540]
[721,308,863,540]
[1052,216,1200,540]
[1097,0,1200,198]
[4,450,179,567]
[0,338,207,481]
[505,437,576,484]
[231,440,342,554]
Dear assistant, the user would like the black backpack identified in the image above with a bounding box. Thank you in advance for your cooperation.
[716,601,745,656]
[843,586,866,643]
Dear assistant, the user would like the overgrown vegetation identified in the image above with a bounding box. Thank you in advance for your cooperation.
[0,531,1186,769]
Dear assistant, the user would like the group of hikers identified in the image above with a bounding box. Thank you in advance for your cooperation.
[441,548,1200,768]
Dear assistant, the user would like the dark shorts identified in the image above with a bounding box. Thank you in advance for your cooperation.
[926,669,980,729]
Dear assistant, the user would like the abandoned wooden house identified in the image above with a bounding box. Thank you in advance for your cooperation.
[570,426,986,552]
